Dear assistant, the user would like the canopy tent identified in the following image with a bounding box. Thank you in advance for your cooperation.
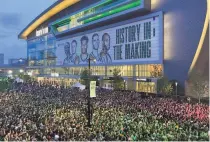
[15,77,24,83]
[72,82,86,90]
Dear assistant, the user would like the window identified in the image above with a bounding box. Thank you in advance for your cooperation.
[135,64,163,78]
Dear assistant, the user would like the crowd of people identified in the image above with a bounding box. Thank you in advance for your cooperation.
[0,81,209,141]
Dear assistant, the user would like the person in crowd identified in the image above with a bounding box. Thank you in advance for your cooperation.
[0,81,208,141]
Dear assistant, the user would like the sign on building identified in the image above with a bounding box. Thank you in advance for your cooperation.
[36,27,49,37]
[56,13,163,66]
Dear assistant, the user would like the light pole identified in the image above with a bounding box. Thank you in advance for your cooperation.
[124,80,126,90]
[8,70,13,75]
[187,97,192,140]
[98,78,100,87]
[51,73,55,85]
[87,57,96,127]
[8,70,13,78]
[175,82,178,97]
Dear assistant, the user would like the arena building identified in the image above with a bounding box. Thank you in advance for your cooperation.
[18,0,209,94]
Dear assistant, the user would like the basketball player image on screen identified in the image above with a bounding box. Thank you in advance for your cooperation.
[100,33,112,64]
[63,42,71,65]
[80,36,89,62]
[89,33,101,62]
[71,40,80,64]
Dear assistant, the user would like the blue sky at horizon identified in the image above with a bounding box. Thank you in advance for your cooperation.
[0,0,57,64]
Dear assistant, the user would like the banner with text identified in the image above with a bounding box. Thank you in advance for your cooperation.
[56,14,162,65]
[90,81,96,98]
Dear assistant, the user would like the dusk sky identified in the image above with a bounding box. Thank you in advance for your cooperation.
[0,0,57,64]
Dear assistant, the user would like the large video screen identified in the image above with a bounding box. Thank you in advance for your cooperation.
[56,13,162,66]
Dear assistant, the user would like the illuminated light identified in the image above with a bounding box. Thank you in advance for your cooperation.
[83,0,141,24]
[19,69,24,73]
[188,5,209,75]
[51,72,59,77]
[151,0,162,11]
[19,0,80,39]
[136,78,147,81]
[57,25,69,32]
[83,0,113,14]
[8,70,13,74]
[52,0,141,33]
[28,72,32,76]
[164,12,177,60]
[52,18,71,27]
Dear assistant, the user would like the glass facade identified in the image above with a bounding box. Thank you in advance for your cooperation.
[42,66,105,76]
[28,64,163,93]
[28,34,56,67]
[107,65,133,76]
[135,64,163,78]
[37,77,79,88]
[31,64,162,78]
[136,82,156,93]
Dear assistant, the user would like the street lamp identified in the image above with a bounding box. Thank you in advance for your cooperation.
[7,70,13,79]
[175,82,178,97]
[98,78,100,87]
[8,70,13,74]
[124,80,126,90]
[28,72,32,76]
[187,97,192,140]
[87,57,96,127]
[19,69,24,73]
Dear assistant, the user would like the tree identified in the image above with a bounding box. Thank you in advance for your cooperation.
[150,65,163,78]
[189,70,208,103]
[23,75,31,82]
[80,68,89,87]
[80,68,100,87]
[112,68,124,90]
[157,76,173,96]
[63,67,70,75]
[0,78,9,92]
[18,73,25,80]
[18,73,32,82]
[51,68,56,73]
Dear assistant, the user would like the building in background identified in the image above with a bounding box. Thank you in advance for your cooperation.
[0,54,4,65]
[8,58,27,66]
[18,0,209,95]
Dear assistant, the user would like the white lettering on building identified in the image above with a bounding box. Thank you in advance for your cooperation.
[36,27,48,36]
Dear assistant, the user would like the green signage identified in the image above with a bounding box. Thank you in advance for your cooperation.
[51,0,142,33]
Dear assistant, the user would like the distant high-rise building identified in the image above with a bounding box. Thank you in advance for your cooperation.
[8,58,27,66]
[0,54,4,65]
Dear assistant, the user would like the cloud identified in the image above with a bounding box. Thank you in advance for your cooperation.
[0,34,9,39]
[0,13,22,30]
[0,29,13,39]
